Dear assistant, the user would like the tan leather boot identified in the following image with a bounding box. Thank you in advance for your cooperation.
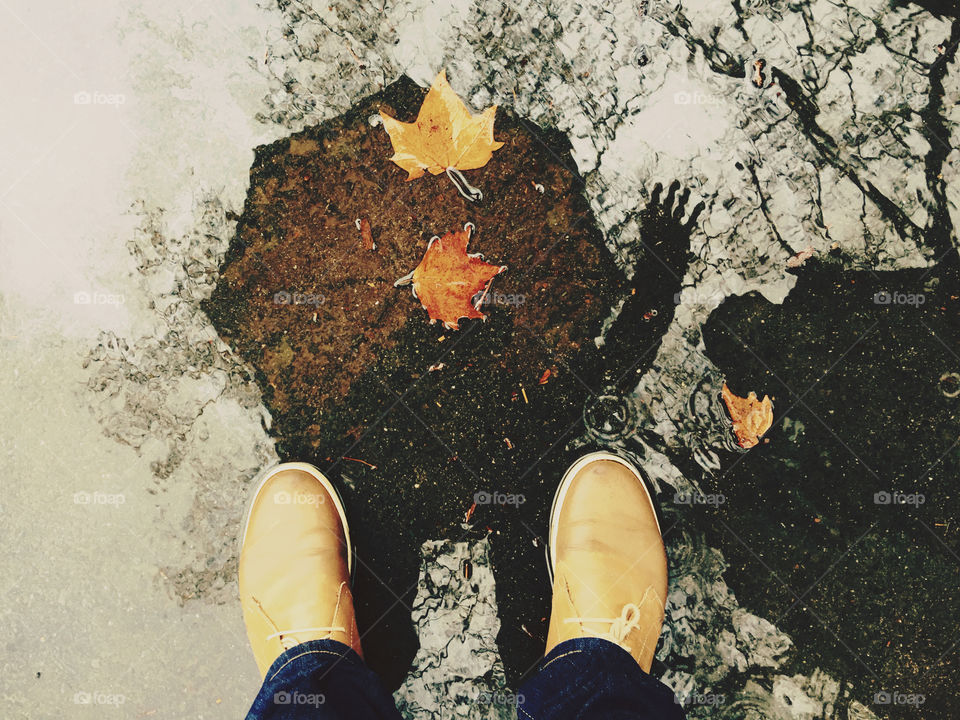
[239,462,362,677]
[545,452,668,672]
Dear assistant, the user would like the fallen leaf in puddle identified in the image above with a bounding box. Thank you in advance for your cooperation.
[380,70,504,199]
[395,225,506,330]
[356,217,374,250]
[721,382,774,449]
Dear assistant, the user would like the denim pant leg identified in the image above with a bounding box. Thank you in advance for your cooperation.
[246,639,403,720]
[515,638,686,720]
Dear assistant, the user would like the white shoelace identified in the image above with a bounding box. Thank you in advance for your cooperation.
[252,581,348,650]
[565,602,643,652]
[563,583,665,654]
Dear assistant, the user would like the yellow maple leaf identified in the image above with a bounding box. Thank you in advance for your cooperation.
[380,70,504,193]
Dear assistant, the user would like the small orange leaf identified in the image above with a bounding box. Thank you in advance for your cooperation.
[358,218,373,249]
[379,70,504,182]
[721,382,773,449]
[396,225,505,330]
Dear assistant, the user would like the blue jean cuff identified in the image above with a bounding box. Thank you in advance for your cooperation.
[261,638,363,685]
[247,639,381,719]
[516,637,686,719]
[538,636,641,672]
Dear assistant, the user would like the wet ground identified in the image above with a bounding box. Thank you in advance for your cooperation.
[204,77,704,687]
[699,252,960,717]
[206,70,960,715]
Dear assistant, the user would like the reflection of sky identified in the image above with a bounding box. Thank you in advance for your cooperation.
[608,78,730,164]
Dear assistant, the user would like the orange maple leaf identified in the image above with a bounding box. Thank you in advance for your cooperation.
[395,224,506,330]
[721,382,774,449]
[380,70,504,200]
